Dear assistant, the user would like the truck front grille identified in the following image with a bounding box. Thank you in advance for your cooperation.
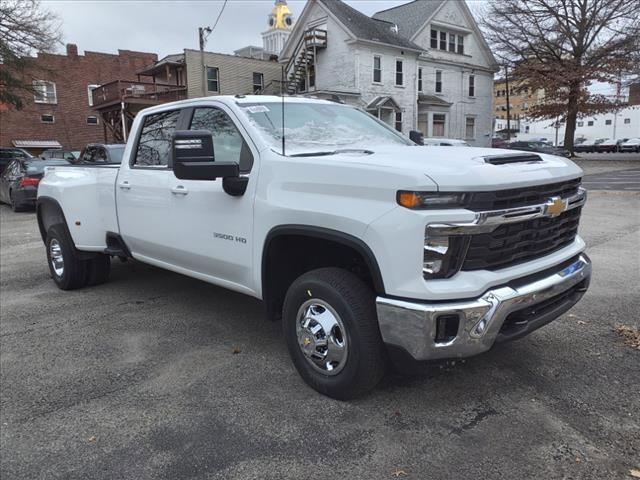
[462,207,582,271]
[466,178,582,211]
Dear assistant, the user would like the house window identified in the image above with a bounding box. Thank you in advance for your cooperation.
[525,125,530,133]
[496,91,501,97]
[395,111,403,132]
[468,75,475,97]
[435,70,442,93]
[418,68,423,92]
[465,117,475,139]
[588,120,594,126]
[252,72,264,93]
[605,119,612,125]
[448,33,456,52]
[457,35,464,54]
[439,31,447,50]
[87,116,99,125]
[430,29,438,49]
[41,114,54,123]
[87,84,100,106]
[577,121,584,127]
[373,55,382,83]
[33,80,57,104]
[433,114,446,137]
[624,118,631,124]
[395,59,403,86]
[206,67,219,92]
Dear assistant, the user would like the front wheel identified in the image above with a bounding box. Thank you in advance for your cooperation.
[282,268,388,400]
[46,224,87,290]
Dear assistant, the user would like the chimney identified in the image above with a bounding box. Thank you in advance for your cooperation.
[66,43,78,58]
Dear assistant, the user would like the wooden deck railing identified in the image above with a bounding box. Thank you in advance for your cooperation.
[91,81,187,108]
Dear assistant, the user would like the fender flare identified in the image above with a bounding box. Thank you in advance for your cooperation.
[261,224,386,295]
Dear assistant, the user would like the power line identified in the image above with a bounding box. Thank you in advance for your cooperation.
[206,0,228,44]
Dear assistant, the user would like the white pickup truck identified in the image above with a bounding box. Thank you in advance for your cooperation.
[37,96,591,399]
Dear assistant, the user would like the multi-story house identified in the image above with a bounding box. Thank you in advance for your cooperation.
[0,44,157,153]
[492,78,544,136]
[278,0,499,146]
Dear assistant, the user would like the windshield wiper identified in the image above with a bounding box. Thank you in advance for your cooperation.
[289,149,374,157]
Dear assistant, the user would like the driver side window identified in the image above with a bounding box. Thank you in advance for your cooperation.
[189,107,253,173]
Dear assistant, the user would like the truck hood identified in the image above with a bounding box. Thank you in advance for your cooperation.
[328,145,583,191]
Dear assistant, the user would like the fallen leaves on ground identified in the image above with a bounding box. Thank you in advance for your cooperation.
[577,320,587,325]
[615,325,640,350]
[629,469,640,478]
[391,469,408,477]
[232,347,242,354]
[87,436,97,444]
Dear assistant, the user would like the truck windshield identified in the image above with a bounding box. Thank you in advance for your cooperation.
[238,101,413,156]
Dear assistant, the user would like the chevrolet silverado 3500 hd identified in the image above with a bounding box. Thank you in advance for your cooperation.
[37,96,591,399]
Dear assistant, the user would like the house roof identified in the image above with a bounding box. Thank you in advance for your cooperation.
[12,140,62,149]
[138,53,184,76]
[372,1,445,39]
[366,96,402,111]
[317,0,423,52]
[418,93,452,106]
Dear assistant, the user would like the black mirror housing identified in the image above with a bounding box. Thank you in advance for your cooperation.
[172,130,239,180]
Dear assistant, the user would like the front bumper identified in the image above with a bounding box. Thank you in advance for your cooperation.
[376,254,591,362]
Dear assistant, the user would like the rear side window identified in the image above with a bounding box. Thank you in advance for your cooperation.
[134,110,180,167]
[189,107,253,172]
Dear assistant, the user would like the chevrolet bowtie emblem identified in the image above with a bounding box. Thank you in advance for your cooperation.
[303,337,311,347]
[545,196,567,217]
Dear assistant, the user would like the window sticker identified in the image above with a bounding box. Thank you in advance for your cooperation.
[245,105,270,114]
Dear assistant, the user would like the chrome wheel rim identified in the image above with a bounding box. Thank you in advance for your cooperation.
[296,299,348,376]
[49,239,64,277]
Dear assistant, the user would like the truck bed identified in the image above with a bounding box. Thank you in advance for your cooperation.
[37,165,120,251]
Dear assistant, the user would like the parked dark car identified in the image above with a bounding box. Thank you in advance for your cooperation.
[0,159,68,211]
[75,144,126,165]
[506,141,571,157]
[0,147,33,174]
[40,149,80,162]
[491,137,508,148]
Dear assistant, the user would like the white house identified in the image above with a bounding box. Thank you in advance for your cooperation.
[278,0,499,146]
[514,106,640,144]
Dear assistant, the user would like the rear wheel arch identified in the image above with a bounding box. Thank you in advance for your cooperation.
[37,197,68,243]
[261,225,385,321]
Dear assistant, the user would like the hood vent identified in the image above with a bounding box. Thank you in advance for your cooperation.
[484,153,544,165]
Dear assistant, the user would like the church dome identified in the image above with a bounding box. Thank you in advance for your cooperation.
[267,0,294,30]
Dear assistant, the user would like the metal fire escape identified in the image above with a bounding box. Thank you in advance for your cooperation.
[285,29,327,95]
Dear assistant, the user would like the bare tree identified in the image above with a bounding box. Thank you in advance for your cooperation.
[481,0,640,154]
[0,0,62,110]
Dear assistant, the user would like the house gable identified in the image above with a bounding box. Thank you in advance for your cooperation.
[413,1,498,71]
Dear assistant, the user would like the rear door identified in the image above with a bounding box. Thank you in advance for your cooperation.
[116,109,184,262]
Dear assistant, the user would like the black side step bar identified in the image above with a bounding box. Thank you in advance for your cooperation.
[104,232,132,258]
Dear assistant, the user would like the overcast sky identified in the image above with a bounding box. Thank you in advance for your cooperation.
[43,0,416,58]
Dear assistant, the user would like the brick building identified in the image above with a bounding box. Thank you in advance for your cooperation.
[0,44,157,154]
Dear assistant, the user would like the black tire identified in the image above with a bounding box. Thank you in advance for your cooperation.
[85,254,111,286]
[282,267,388,400]
[45,224,87,290]
[9,191,25,212]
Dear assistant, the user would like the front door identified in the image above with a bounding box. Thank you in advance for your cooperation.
[167,104,258,294]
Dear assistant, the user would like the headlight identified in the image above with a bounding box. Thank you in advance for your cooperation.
[423,232,469,279]
[397,191,467,209]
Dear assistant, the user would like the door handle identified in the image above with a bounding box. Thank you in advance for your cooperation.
[171,185,189,195]
[118,181,131,190]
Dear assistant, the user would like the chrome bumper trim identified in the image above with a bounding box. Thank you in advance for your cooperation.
[427,187,586,236]
[376,254,591,361]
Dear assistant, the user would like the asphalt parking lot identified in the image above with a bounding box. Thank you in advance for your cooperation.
[1,166,639,479]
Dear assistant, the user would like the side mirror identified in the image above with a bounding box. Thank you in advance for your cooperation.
[172,130,239,181]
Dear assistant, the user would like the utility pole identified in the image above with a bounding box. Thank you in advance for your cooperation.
[504,65,512,141]
[199,27,211,97]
